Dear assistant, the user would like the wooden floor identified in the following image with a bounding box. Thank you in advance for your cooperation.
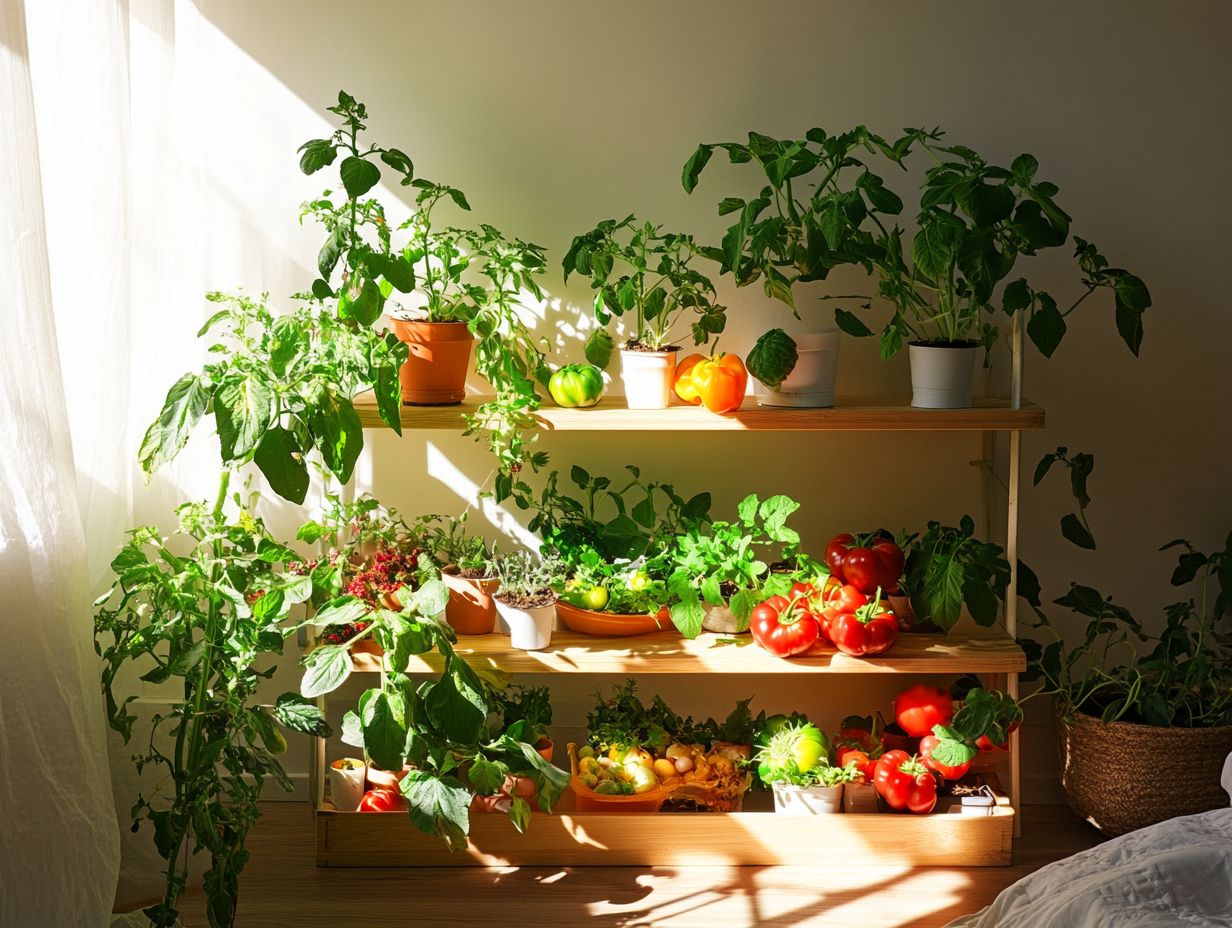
[178,802,1102,928]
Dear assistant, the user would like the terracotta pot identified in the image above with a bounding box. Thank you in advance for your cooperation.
[391,318,474,405]
[441,567,500,635]
[471,738,555,813]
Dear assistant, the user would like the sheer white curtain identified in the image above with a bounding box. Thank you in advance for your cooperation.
[3,1,327,923]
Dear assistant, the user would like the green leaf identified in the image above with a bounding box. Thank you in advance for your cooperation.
[745,328,798,390]
[339,156,380,199]
[254,426,308,504]
[379,148,414,177]
[313,596,370,626]
[819,202,844,250]
[584,327,615,370]
[930,738,979,768]
[1002,278,1031,313]
[338,276,383,327]
[363,690,408,771]
[447,187,471,211]
[1060,513,1096,550]
[300,646,350,698]
[318,228,344,280]
[927,558,965,632]
[1027,293,1066,358]
[425,655,488,744]
[962,574,999,626]
[912,214,958,281]
[298,139,336,175]
[964,183,1015,226]
[509,796,532,833]
[138,373,209,476]
[681,144,714,193]
[468,755,507,796]
[669,595,705,639]
[834,308,873,338]
[401,771,472,851]
[1033,454,1056,486]
[1010,153,1038,184]
[374,357,404,437]
[272,693,332,737]
[269,316,308,376]
[215,373,275,462]
[310,391,364,482]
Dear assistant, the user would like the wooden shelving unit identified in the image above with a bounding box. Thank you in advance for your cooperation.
[315,324,1037,868]
[348,627,1026,676]
[352,392,1045,432]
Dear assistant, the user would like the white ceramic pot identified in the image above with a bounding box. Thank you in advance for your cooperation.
[701,602,744,634]
[328,757,367,811]
[495,598,556,650]
[908,342,977,409]
[754,331,840,407]
[619,348,678,409]
[771,781,844,814]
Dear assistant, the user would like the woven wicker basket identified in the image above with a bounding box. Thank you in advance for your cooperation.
[1058,710,1232,836]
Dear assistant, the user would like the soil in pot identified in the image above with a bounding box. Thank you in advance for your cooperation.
[496,588,557,610]
[441,565,499,636]
[391,317,474,405]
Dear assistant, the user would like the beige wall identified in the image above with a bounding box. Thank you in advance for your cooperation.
[127,2,1232,809]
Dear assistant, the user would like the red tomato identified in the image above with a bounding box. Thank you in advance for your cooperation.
[825,583,869,613]
[873,750,937,813]
[749,594,820,658]
[824,533,905,595]
[919,734,972,780]
[836,746,878,782]
[824,533,856,581]
[893,685,955,738]
[357,787,407,812]
[829,600,899,657]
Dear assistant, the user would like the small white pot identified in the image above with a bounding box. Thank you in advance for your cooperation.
[754,331,840,407]
[619,348,678,409]
[772,781,844,814]
[495,598,556,650]
[701,602,744,634]
[908,342,977,409]
[328,758,368,811]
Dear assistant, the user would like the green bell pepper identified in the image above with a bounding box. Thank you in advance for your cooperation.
[548,363,604,408]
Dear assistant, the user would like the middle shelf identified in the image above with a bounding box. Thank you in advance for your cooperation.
[348,627,1025,675]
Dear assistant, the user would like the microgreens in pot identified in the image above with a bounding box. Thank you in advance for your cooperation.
[489,550,566,610]
[410,511,494,577]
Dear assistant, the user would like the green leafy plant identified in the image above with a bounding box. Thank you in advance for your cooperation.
[666,493,801,637]
[410,511,493,573]
[1033,445,1096,549]
[302,571,568,845]
[901,516,1012,633]
[486,682,554,745]
[755,722,853,787]
[525,463,711,567]
[95,476,331,928]
[558,549,670,617]
[138,292,406,502]
[1022,451,1231,727]
[926,684,1023,768]
[561,215,726,357]
[683,127,1151,378]
[585,681,756,753]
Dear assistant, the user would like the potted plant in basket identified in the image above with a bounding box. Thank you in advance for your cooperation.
[411,511,501,636]
[561,215,726,409]
[490,550,566,650]
[666,493,803,637]
[1021,448,1232,835]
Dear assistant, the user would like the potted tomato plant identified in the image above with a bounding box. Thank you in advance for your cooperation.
[410,512,502,635]
[1023,450,1232,835]
[470,684,556,813]
[490,551,565,650]
[562,216,725,409]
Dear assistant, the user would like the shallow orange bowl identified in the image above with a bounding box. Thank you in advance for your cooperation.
[555,601,668,637]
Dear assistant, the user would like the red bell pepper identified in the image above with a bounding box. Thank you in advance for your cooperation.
[829,593,899,657]
[873,750,937,813]
[824,532,905,595]
[749,591,821,658]
[357,787,407,812]
[893,684,955,738]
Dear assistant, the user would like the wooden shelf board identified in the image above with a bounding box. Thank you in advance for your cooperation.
[316,791,1014,867]
[353,392,1044,432]
[348,626,1025,675]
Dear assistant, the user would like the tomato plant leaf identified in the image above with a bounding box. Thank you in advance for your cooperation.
[746,328,798,390]
[138,372,210,476]
[300,645,351,698]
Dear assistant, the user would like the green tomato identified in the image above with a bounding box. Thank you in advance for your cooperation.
[582,586,609,610]
[626,570,651,592]
[548,364,604,408]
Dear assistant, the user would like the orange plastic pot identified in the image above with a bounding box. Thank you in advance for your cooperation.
[441,567,500,636]
[391,318,474,405]
[471,738,555,813]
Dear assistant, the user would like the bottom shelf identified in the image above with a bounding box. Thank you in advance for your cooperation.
[316,791,1015,868]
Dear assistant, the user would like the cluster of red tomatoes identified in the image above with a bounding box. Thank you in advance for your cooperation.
[750,532,906,659]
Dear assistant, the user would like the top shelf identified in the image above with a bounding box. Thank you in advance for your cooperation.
[354,394,1044,432]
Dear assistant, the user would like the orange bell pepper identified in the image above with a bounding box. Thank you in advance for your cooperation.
[673,352,748,414]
